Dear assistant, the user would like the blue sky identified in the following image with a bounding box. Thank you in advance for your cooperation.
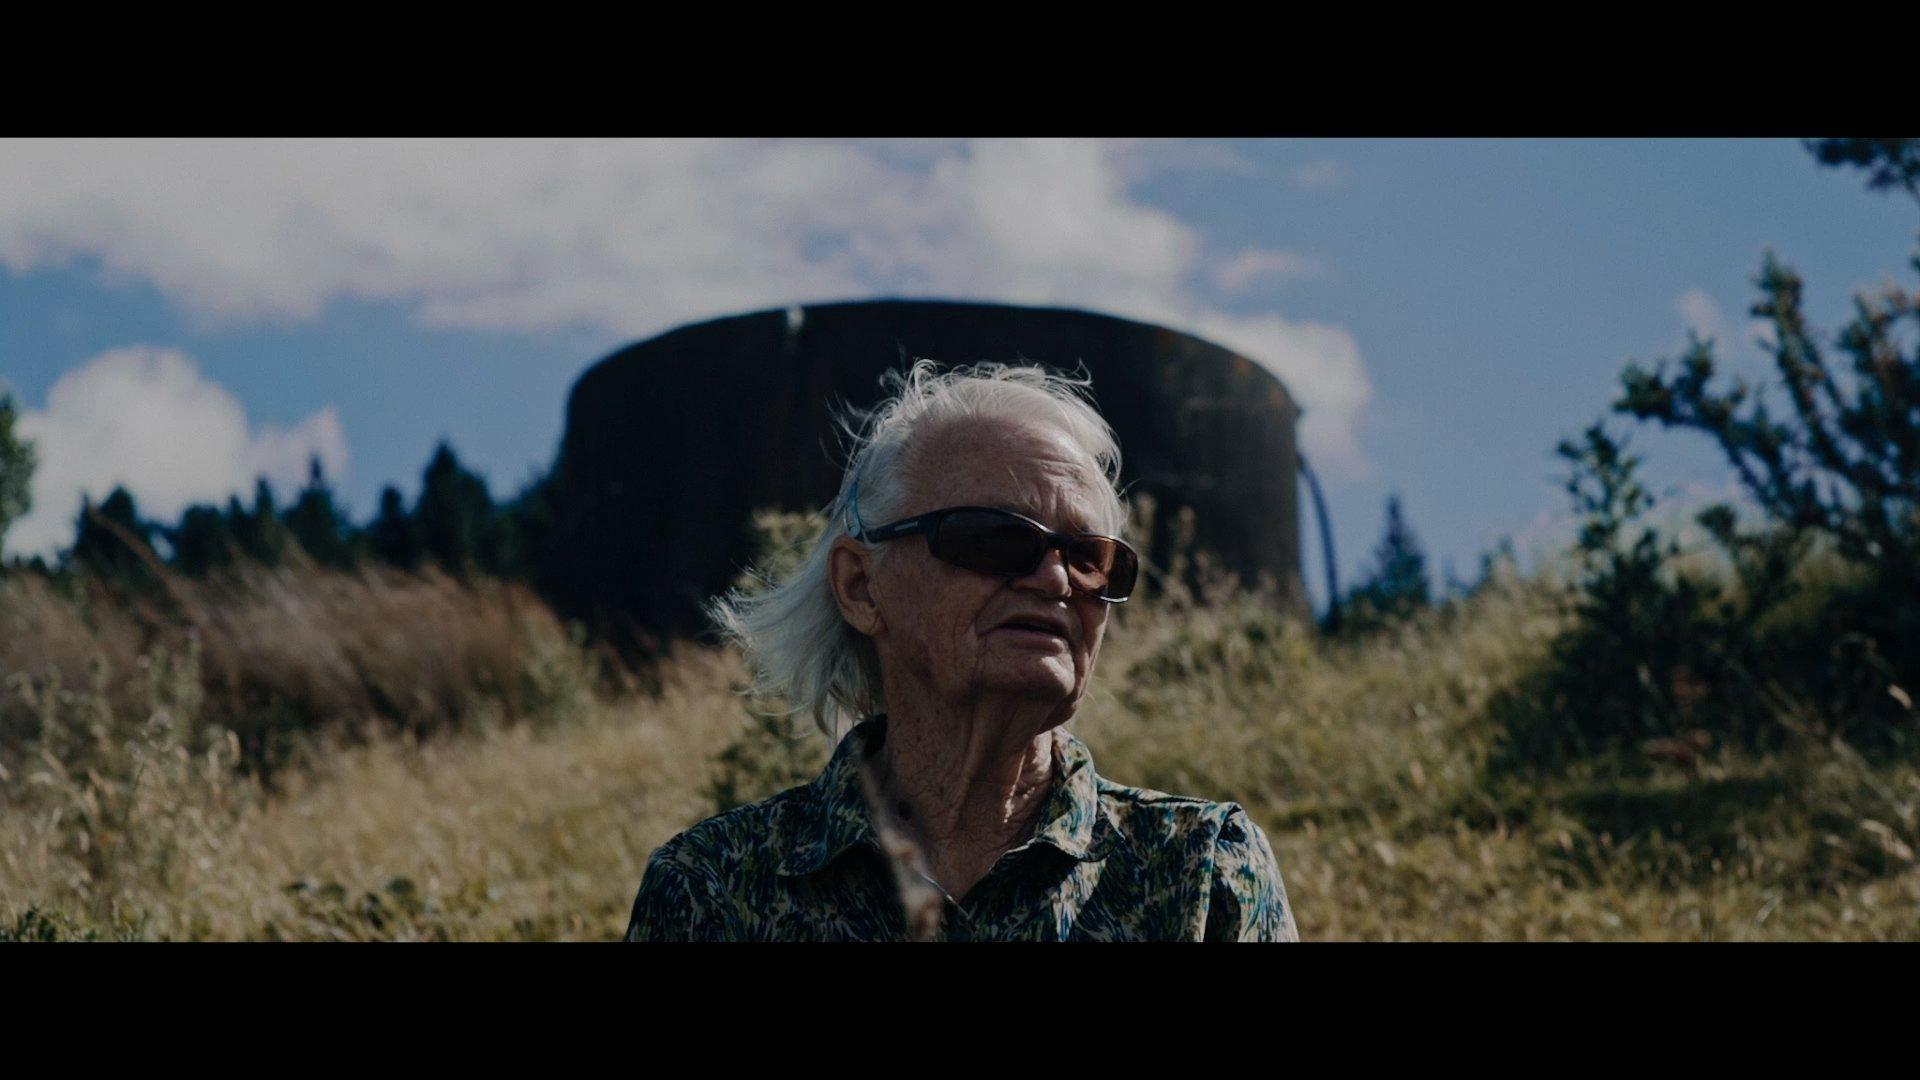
[1,139,1914,609]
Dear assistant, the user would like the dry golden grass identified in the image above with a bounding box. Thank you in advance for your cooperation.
[1,557,600,756]
[3,560,1917,940]
[0,628,742,941]
[1080,573,1920,940]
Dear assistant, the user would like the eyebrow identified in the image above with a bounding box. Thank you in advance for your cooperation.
[987,501,1099,534]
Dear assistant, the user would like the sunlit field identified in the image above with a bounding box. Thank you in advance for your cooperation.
[4,550,1914,941]
[9,136,1920,943]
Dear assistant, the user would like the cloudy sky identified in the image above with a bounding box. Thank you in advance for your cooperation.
[1,138,1913,607]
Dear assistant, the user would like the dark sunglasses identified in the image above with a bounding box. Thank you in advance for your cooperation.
[851,493,1139,603]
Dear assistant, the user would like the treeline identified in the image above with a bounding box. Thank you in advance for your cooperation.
[0,438,555,587]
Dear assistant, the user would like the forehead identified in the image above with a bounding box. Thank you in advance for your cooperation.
[907,417,1109,529]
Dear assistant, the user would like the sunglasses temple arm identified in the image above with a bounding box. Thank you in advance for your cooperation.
[843,479,864,539]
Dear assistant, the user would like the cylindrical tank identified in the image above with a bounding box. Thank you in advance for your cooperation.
[543,299,1302,649]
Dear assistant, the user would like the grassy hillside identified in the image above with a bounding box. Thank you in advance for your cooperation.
[3,557,1914,940]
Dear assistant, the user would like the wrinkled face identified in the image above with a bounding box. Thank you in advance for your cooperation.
[863,417,1116,714]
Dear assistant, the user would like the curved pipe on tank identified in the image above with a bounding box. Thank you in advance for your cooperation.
[1298,452,1340,633]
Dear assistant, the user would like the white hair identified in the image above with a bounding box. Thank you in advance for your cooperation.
[709,359,1126,736]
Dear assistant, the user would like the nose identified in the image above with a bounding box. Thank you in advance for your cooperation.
[1011,545,1073,600]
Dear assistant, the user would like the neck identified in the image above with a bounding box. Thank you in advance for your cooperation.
[874,691,1063,899]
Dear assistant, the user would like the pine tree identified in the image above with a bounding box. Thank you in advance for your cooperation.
[231,479,292,566]
[222,495,250,556]
[415,441,494,575]
[483,474,556,581]
[69,486,157,580]
[1345,494,1431,623]
[167,503,238,576]
[0,392,34,561]
[284,455,355,569]
[364,485,421,569]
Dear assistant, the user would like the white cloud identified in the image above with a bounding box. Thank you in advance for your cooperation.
[0,138,1373,476]
[1676,287,1776,374]
[1185,310,1373,479]
[1210,249,1325,294]
[1676,288,1724,342]
[9,347,346,557]
[245,408,349,494]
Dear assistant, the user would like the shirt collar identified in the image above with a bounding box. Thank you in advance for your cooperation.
[773,717,882,877]
[1021,722,1117,862]
[774,714,1118,877]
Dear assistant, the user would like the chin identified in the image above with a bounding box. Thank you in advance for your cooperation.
[977,658,1080,702]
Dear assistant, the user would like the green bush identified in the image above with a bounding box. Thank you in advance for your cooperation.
[1510,142,1920,768]
[1496,427,1753,768]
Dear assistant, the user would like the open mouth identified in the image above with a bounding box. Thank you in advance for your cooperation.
[992,614,1071,643]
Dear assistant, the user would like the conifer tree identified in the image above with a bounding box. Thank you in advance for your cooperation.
[231,479,291,566]
[0,393,34,561]
[69,486,157,580]
[167,503,238,576]
[483,474,556,581]
[416,441,494,575]
[284,455,355,569]
[365,485,422,569]
[1346,494,1431,622]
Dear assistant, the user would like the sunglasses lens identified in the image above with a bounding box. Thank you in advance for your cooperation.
[926,509,1138,601]
[1065,536,1138,601]
[931,510,1047,576]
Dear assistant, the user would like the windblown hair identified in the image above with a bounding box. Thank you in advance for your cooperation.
[709,359,1126,737]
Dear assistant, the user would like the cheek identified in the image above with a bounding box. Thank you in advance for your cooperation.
[881,559,995,661]
[1078,608,1108,668]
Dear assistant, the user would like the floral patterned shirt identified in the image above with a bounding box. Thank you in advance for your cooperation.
[624,715,1298,941]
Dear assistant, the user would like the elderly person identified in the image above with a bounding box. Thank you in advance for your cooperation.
[624,361,1297,941]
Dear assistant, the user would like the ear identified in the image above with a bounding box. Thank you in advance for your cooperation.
[828,535,885,638]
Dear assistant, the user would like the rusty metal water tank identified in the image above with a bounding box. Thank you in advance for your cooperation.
[542,299,1303,648]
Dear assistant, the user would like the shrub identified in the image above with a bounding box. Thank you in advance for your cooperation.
[1513,142,1920,766]
[1496,426,1747,768]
